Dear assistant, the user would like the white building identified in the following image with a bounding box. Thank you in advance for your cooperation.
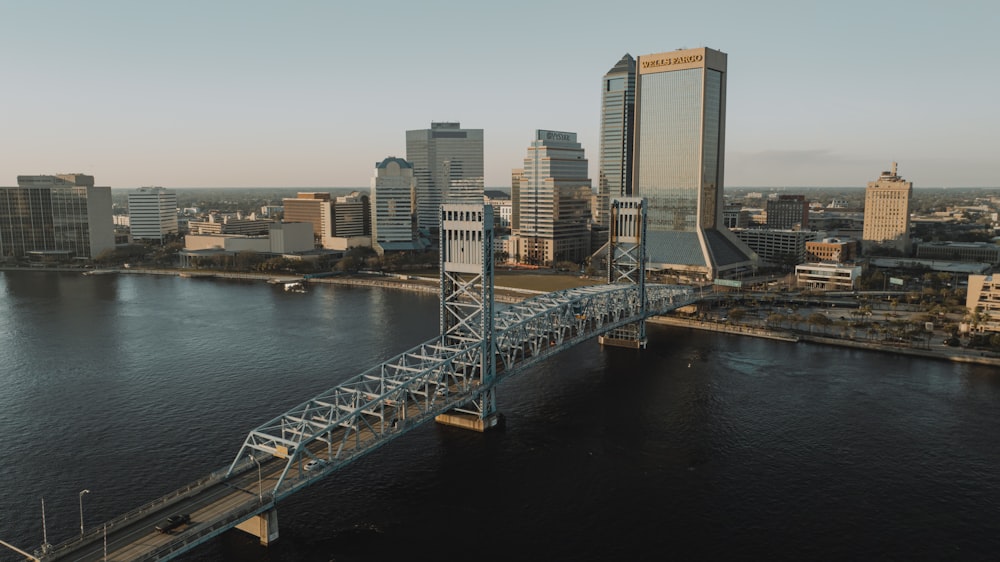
[966,275,1000,334]
[127,186,178,243]
[795,262,862,290]
[371,157,418,254]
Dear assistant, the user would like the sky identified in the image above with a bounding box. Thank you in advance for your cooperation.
[1,1,997,189]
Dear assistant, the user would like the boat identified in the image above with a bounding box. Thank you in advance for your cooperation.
[283,281,307,293]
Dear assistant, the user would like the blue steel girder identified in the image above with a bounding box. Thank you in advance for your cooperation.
[227,283,696,499]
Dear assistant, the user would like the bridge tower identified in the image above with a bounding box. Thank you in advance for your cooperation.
[434,204,502,432]
[599,197,648,349]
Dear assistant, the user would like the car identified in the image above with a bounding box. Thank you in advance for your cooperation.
[155,513,190,534]
[304,459,323,471]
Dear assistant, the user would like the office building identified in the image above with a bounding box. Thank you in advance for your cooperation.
[806,237,859,263]
[862,162,912,256]
[514,130,592,265]
[510,168,524,232]
[596,54,636,228]
[0,174,113,261]
[127,186,178,243]
[916,242,1000,265]
[733,228,818,267]
[331,191,370,238]
[632,47,755,281]
[371,156,418,254]
[966,275,1000,334]
[766,195,808,230]
[406,122,484,233]
[283,192,331,242]
[795,262,862,290]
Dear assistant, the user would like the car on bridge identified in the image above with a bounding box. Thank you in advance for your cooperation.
[155,513,190,534]
[304,459,324,471]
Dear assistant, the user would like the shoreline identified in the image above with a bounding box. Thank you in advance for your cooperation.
[649,315,1000,367]
[5,266,998,367]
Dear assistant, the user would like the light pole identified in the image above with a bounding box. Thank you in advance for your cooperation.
[79,489,90,536]
[250,456,262,503]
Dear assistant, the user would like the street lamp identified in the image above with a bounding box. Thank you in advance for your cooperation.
[249,456,262,503]
[79,489,90,536]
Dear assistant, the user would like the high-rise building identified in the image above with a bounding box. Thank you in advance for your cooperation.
[0,174,113,260]
[632,47,755,281]
[331,191,370,238]
[127,186,178,243]
[514,130,592,265]
[862,162,912,256]
[406,122,484,233]
[371,157,417,254]
[282,192,331,242]
[510,168,524,232]
[766,195,809,230]
[596,54,636,228]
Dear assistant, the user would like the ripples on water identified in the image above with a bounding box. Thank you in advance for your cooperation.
[0,272,998,561]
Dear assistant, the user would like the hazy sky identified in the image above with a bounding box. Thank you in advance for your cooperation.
[2,1,997,189]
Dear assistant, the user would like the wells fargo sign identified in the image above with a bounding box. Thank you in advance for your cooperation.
[638,48,711,74]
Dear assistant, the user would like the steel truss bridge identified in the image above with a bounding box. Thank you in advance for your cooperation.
[34,199,697,561]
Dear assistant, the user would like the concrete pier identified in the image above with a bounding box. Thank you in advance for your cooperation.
[435,411,504,432]
[235,509,279,545]
[598,335,647,349]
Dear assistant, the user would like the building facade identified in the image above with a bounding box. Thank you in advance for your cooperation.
[862,162,913,256]
[733,228,819,266]
[596,54,636,228]
[766,194,809,230]
[331,191,370,238]
[795,262,862,290]
[282,192,331,241]
[805,237,859,263]
[514,130,592,265]
[966,275,1000,334]
[915,242,1000,265]
[406,122,484,233]
[0,174,114,260]
[127,186,178,243]
[632,47,755,281]
[371,156,417,254]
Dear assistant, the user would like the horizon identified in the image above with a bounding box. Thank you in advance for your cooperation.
[2,2,998,188]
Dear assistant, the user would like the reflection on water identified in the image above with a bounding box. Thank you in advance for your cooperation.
[0,271,997,561]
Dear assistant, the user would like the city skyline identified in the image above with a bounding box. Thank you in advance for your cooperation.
[1,1,997,189]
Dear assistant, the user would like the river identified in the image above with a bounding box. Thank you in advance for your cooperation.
[0,271,998,561]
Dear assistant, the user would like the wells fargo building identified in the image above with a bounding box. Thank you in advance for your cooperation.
[633,47,755,281]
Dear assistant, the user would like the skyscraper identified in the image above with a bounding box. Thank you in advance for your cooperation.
[862,162,912,256]
[371,156,417,254]
[0,174,113,260]
[128,186,178,243]
[406,122,484,234]
[596,54,635,228]
[514,130,592,265]
[632,47,755,281]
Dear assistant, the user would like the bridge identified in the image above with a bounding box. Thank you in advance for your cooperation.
[27,199,698,561]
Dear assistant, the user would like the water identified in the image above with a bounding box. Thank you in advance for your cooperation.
[1,271,998,561]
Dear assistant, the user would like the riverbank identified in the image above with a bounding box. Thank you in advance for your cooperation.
[652,315,1000,367]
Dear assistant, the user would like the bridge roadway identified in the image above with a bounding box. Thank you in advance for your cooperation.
[44,283,696,561]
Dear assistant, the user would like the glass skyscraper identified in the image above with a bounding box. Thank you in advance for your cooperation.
[405,122,484,234]
[596,54,635,228]
[633,47,755,281]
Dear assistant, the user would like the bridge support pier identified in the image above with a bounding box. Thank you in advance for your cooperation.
[598,334,647,349]
[435,411,504,432]
[235,508,279,546]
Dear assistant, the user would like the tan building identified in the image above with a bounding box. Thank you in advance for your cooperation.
[806,237,858,263]
[862,162,912,256]
[966,275,1000,334]
[283,192,331,241]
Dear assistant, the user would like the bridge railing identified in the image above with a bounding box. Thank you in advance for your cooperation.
[42,462,249,559]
